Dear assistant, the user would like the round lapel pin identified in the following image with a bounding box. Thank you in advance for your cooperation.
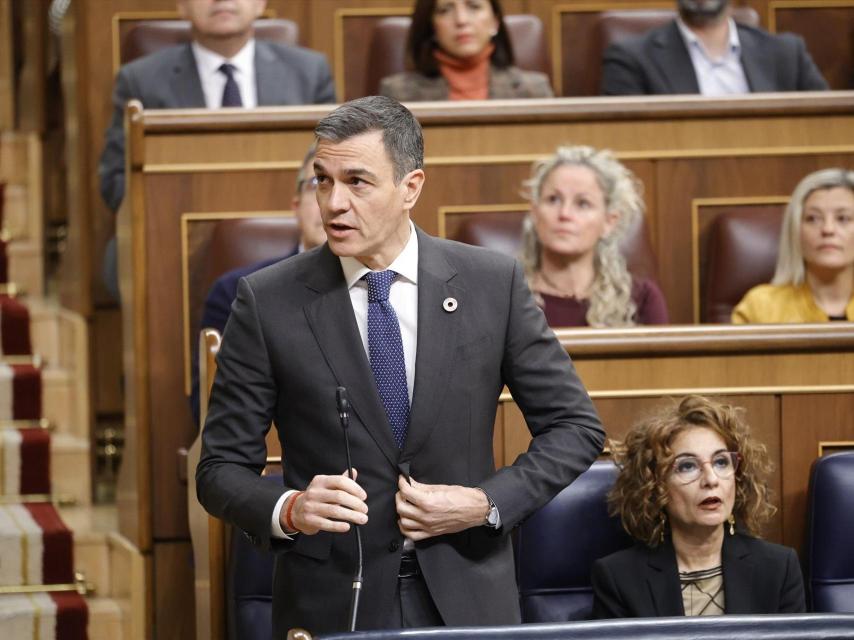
[442,297,458,313]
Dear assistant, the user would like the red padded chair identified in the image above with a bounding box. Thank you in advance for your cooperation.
[702,206,784,323]
[118,18,299,65]
[365,14,550,96]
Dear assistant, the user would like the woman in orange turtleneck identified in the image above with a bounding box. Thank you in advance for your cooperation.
[380,0,553,102]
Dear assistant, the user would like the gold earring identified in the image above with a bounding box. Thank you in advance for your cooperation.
[659,512,667,543]
[728,513,735,535]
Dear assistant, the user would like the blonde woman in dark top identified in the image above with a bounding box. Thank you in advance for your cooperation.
[521,145,668,327]
[379,0,553,102]
[592,396,805,618]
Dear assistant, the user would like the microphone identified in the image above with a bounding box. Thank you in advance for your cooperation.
[337,387,363,632]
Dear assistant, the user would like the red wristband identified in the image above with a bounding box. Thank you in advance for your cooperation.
[285,491,303,533]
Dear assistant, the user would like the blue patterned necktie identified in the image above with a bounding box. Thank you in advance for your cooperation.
[364,270,410,449]
[219,63,243,107]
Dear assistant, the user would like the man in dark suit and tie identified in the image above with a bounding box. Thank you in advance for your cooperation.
[98,0,335,297]
[196,95,605,635]
[601,0,828,96]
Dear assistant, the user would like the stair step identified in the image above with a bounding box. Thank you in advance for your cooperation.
[52,434,91,505]
[88,596,126,640]
[6,241,43,298]
[60,505,116,598]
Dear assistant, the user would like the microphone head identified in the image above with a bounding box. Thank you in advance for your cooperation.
[336,386,350,427]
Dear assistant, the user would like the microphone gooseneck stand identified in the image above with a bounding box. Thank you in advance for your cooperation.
[337,387,363,632]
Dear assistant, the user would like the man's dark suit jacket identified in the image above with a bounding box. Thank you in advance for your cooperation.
[196,228,605,634]
[601,20,828,95]
[591,533,806,618]
[189,249,297,426]
[98,40,335,212]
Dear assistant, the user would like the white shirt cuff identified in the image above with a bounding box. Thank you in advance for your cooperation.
[271,489,298,539]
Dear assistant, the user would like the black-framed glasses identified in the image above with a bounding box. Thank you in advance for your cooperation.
[670,451,741,484]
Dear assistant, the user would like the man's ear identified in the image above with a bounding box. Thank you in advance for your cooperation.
[176,0,188,19]
[401,169,426,211]
[255,0,268,19]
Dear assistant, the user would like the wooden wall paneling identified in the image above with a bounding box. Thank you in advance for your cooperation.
[0,0,14,130]
[153,541,195,640]
[780,392,854,554]
[16,0,48,133]
[769,1,854,91]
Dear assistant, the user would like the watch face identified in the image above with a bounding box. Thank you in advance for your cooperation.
[487,505,499,526]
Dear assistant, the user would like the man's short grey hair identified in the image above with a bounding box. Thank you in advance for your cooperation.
[773,168,854,286]
[314,96,424,184]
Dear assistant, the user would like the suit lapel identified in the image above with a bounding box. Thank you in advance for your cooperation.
[255,40,293,106]
[301,247,400,469]
[646,540,686,616]
[722,533,756,613]
[169,44,206,107]
[737,27,774,92]
[652,22,700,94]
[401,230,461,462]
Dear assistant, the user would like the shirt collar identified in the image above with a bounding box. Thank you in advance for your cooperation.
[191,38,255,80]
[340,221,419,289]
[676,17,741,59]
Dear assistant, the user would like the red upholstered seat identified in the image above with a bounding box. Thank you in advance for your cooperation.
[366,14,550,95]
[703,206,784,323]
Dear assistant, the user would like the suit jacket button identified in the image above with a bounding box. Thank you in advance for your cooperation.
[388,540,400,552]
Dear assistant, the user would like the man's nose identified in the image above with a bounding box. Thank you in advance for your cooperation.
[325,182,350,213]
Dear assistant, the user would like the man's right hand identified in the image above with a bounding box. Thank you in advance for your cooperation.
[284,469,368,535]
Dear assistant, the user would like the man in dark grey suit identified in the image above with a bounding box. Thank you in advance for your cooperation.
[98,0,334,297]
[196,96,605,635]
[601,0,828,96]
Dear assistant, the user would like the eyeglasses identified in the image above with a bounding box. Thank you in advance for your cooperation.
[670,452,741,484]
[297,176,318,194]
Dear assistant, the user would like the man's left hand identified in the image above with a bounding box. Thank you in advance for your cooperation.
[395,475,490,541]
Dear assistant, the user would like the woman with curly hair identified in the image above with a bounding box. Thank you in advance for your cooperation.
[521,145,668,326]
[592,395,804,618]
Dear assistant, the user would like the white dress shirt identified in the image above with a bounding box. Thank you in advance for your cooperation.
[270,222,419,538]
[191,38,258,108]
[676,17,750,96]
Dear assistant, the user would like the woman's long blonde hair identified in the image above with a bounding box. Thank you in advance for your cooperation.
[522,145,645,326]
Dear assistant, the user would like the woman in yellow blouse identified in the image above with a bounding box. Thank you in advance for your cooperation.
[732,168,854,323]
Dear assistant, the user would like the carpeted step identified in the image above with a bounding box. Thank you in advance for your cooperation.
[0,237,7,284]
[0,295,32,355]
[0,591,88,640]
[0,363,42,421]
[0,503,74,586]
[1,428,51,496]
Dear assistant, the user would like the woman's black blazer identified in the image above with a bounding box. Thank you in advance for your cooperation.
[591,533,806,618]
